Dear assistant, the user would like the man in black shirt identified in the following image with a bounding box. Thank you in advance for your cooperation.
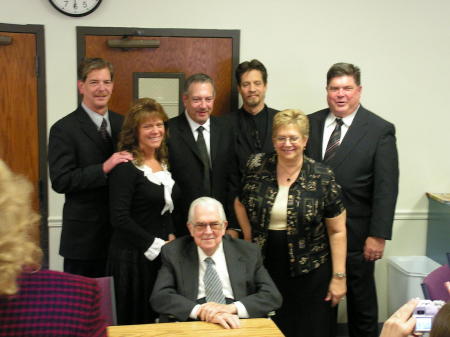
[229,59,279,176]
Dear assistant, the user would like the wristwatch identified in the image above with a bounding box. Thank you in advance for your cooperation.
[333,272,347,279]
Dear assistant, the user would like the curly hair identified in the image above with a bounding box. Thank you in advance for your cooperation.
[0,160,42,296]
[118,97,169,166]
[272,109,309,138]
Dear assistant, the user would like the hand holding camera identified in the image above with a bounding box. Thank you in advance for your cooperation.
[413,299,445,333]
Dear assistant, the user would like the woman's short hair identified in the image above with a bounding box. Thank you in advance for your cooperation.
[118,97,169,166]
[0,160,42,296]
[272,109,309,138]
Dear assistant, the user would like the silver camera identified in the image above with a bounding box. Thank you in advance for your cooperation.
[413,299,445,333]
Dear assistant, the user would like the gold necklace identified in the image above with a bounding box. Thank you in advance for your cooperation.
[278,161,302,182]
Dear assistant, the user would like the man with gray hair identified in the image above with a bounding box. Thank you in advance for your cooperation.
[150,197,282,329]
[167,73,238,236]
[306,62,399,337]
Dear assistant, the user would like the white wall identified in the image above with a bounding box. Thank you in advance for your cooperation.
[2,0,449,322]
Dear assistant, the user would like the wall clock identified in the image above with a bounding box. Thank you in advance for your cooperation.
[49,0,102,17]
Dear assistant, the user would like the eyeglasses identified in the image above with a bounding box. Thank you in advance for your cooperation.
[193,222,223,232]
[274,136,301,144]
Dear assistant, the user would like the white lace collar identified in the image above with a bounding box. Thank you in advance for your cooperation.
[134,162,175,215]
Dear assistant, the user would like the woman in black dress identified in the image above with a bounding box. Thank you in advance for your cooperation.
[107,98,177,325]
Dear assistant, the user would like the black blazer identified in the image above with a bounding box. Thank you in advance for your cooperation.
[167,113,238,235]
[150,235,282,321]
[48,106,123,259]
[306,105,399,251]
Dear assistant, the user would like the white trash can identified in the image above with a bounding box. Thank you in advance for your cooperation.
[387,256,441,315]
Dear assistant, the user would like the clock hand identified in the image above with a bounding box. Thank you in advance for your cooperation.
[73,0,78,10]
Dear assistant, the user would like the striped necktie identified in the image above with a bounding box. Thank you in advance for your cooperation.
[324,118,343,162]
[203,257,226,304]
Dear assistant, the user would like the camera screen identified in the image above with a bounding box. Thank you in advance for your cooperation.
[415,316,433,332]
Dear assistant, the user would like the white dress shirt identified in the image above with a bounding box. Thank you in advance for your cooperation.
[189,243,249,319]
[82,102,111,136]
[184,111,211,156]
[321,105,359,159]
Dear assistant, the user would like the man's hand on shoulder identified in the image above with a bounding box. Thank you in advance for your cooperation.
[364,236,385,261]
[198,303,236,322]
[102,151,133,174]
[210,313,240,329]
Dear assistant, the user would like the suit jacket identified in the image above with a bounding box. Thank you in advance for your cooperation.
[150,235,282,321]
[167,113,238,235]
[306,105,399,251]
[227,105,278,176]
[48,106,123,259]
[0,269,106,337]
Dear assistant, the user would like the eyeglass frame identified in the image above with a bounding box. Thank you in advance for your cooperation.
[192,221,224,232]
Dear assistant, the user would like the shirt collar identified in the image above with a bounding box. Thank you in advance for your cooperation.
[197,241,224,262]
[185,110,211,134]
[325,104,360,128]
[82,102,109,128]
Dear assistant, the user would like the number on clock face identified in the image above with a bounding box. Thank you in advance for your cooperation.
[49,0,102,17]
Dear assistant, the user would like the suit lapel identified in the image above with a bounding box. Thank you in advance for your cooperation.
[209,116,220,165]
[308,110,327,161]
[175,114,205,164]
[327,106,369,169]
[75,107,111,154]
[109,111,123,151]
[181,240,200,301]
[223,238,246,300]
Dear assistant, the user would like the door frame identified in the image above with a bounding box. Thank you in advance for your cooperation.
[76,26,240,111]
[0,23,48,267]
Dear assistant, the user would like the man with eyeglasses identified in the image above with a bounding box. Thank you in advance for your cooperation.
[151,197,282,329]
[167,73,239,236]
[48,58,132,277]
[306,63,399,337]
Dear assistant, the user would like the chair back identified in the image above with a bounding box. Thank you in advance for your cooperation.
[95,276,117,326]
[421,264,450,301]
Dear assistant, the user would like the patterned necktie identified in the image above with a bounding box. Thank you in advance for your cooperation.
[203,257,226,304]
[99,118,111,143]
[197,126,211,195]
[324,118,343,162]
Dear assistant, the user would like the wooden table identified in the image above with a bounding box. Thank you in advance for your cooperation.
[108,318,284,337]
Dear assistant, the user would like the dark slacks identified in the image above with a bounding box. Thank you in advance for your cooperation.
[63,258,107,278]
[264,230,337,337]
[346,252,378,337]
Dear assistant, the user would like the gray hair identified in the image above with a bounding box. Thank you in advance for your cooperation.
[187,197,227,224]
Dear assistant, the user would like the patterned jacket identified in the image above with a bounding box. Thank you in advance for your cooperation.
[0,269,106,337]
[240,152,345,277]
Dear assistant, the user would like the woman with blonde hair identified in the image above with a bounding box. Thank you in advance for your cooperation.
[107,97,178,325]
[0,160,106,336]
[235,109,347,337]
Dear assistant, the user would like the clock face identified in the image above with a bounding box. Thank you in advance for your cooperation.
[49,0,102,17]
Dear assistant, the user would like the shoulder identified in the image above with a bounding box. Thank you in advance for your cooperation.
[50,108,82,130]
[303,156,336,179]
[110,161,137,177]
[109,110,124,122]
[359,106,395,131]
[308,108,329,121]
[162,235,193,255]
[266,106,279,115]
[246,152,274,171]
[21,269,98,291]
[223,236,260,257]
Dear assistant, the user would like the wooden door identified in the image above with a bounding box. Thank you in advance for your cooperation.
[0,24,48,263]
[77,27,240,116]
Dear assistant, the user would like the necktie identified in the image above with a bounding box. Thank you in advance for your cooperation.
[99,118,112,143]
[324,118,343,162]
[197,126,211,195]
[203,257,226,304]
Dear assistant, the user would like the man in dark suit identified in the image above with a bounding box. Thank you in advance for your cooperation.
[167,73,238,236]
[150,197,282,329]
[229,59,278,177]
[306,63,399,337]
[48,58,132,277]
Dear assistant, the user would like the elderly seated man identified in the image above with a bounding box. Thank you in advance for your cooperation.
[150,197,282,329]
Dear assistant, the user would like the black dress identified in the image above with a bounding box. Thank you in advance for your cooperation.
[107,161,177,325]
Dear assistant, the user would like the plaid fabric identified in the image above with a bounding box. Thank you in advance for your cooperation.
[0,269,106,337]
